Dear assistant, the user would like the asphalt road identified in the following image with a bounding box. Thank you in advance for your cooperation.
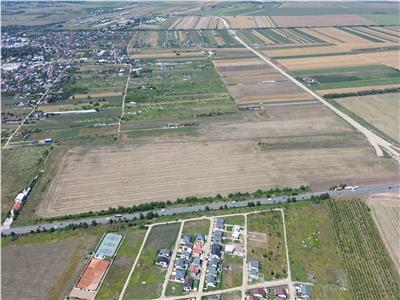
[1,183,398,235]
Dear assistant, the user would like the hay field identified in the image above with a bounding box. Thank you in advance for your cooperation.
[365,192,400,274]
[277,50,400,71]
[213,58,312,104]
[2,240,80,300]
[272,14,375,27]
[37,103,398,217]
[336,93,400,142]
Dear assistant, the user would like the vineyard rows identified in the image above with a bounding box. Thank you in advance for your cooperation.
[328,199,400,300]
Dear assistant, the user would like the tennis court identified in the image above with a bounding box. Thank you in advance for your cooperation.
[94,233,123,259]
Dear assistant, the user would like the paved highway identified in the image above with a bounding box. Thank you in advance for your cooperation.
[1,183,398,235]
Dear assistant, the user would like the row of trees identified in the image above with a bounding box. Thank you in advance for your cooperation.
[325,87,400,99]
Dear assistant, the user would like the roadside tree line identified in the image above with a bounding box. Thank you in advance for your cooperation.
[42,185,310,223]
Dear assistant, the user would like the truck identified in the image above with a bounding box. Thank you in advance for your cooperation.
[44,138,53,144]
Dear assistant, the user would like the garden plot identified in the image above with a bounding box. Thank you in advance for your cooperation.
[24,109,120,145]
[124,59,235,120]
[66,63,128,103]
[213,58,312,104]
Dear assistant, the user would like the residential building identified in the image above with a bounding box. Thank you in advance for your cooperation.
[213,230,224,243]
[184,277,193,291]
[215,218,225,230]
[196,233,206,242]
[206,274,217,287]
[181,234,192,245]
[225,244,235,254]
[176,270,186,282]
[176,258,188,270]
[207,265,218,276]
[254,287,267,298]
[209,257,220,268]
[211,243,222,258]
[155,256,169,268]
[158,249,171,258]
[275,287,287,298]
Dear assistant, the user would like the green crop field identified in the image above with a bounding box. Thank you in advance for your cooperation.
[237,30,264,45]
[247,211,287,282]
[286,202,352,299]
[295,65,400,90]
[96,230,146,300]
[123,222,181,300]
[328,199,400,300]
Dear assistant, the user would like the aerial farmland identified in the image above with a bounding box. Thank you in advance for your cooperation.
[1,1,399,300]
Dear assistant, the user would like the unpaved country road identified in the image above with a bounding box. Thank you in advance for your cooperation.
[218,17,400,163]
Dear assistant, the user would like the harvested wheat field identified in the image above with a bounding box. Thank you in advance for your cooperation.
[38,102,398,217]
[272,14,375,27]
[365,192,400,274]
[214,58,312,104]
[225,16,257,28]
[336,93,400,142]
[278,50,400,71]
